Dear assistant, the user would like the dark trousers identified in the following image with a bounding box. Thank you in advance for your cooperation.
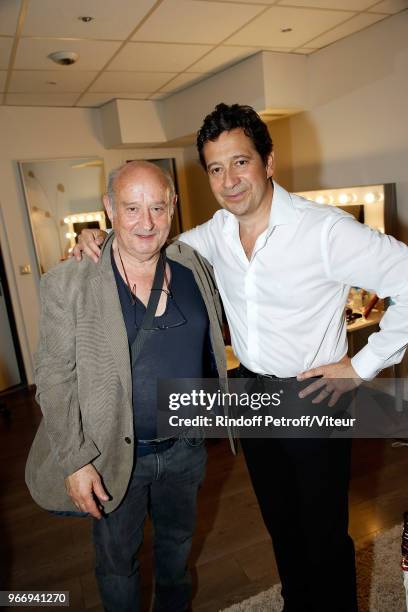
[241,436,357,612]
[93,437,206,612]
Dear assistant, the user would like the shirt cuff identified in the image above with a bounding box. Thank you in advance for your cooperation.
[351,345,385,381]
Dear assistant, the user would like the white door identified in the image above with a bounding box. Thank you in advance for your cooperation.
[0,278,20,391]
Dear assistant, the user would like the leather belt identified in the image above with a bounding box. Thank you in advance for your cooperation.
[136,436,177,457]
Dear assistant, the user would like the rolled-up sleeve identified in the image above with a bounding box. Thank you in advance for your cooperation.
[324,216,408,380]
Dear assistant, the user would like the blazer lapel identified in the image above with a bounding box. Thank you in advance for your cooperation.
[90,232,132,405]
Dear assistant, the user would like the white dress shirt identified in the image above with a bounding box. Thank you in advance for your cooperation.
[180,181,408,380]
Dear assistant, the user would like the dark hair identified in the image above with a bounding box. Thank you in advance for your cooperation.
[196,103,273,169]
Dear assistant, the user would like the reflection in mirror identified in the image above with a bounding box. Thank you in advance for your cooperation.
[19,157,106,274]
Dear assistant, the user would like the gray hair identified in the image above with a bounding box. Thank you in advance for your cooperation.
[106,160,176,212]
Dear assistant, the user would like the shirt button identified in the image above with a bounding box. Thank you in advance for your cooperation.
[124,436,132,444]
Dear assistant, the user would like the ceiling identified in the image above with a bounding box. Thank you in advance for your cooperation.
[0,0,407,108]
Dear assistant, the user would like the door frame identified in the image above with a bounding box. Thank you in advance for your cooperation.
[0,245,27,390]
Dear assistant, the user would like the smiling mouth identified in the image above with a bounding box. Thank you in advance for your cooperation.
[224,191,246,201]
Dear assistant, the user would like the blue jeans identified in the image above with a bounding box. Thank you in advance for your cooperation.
[93,437,206,612]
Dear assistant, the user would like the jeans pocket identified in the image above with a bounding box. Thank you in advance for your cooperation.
[182,431,206,448]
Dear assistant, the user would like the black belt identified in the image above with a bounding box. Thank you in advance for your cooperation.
[136,436,177,457]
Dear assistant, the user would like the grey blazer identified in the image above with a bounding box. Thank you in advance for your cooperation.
[25,233,233,513]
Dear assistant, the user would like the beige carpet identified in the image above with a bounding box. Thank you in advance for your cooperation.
[221,524,407,612]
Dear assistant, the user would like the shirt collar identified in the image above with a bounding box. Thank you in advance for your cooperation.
[222,180,299,236]
[268,180,299,228]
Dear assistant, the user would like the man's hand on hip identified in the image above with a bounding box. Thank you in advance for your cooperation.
[297,355,362,407]
[71,229,107,263]
[65,463,109,519]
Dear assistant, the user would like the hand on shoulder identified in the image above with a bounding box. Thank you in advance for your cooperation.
[71,228,107,263]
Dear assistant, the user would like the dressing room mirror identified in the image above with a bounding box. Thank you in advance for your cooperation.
[19,157,107,274]
[295,183,396,235]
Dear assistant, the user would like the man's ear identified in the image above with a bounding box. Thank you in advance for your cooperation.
[103,194,114,224]
[266,151,275,179]
[170,194,178,218]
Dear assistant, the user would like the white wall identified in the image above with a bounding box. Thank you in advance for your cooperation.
[262,51,308,112]
[161,53,267,142]
[270,11,408,244]
[101,99,167,147]
[0,106,191,383]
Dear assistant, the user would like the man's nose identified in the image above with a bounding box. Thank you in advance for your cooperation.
[223,166,239,190]
[140,208,154,230]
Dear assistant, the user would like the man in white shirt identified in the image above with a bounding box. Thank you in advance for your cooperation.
[76,104,408,611]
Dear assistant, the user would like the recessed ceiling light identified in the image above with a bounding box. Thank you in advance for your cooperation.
[281,27,293,33]
[78,16,94,23]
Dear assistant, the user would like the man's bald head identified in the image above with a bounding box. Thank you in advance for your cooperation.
[106,160,176,212]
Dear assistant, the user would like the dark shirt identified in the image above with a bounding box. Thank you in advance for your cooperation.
[112,249,209,440]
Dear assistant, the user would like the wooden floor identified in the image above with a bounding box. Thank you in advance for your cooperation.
[1,387,408,611]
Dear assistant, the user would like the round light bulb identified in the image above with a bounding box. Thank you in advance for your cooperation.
[63,217,70,224]
[364,192,375,204]
[338,193,349,205]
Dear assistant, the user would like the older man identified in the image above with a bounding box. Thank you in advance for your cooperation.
[26,160,228,612]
